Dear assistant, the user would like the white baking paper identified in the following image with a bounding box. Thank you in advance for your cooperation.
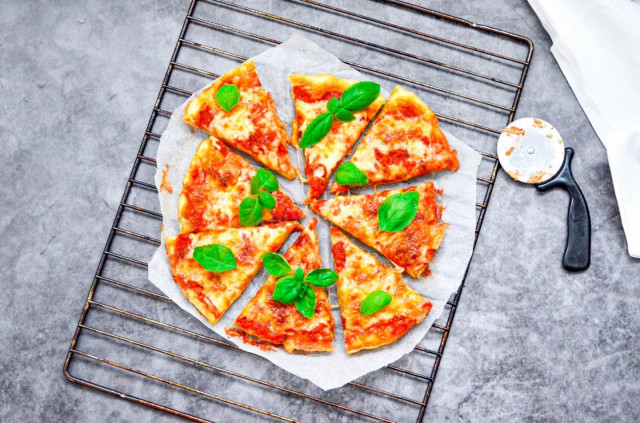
[148,34,481,390]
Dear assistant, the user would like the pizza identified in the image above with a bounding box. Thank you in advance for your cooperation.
[331,85,459,194]
[178,137,304,233]
[310,182,447,278]
[330,228,432,354]
[183,61,297,180]
[234,219,335,352]
[289,74,385,200]
[165,222,301,326]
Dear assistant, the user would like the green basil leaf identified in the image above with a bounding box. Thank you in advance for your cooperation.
[295,285,316,319]
[258,191,276,210]
[250,175,261,195]
[295,267,305,281]
[360,290,392,316]
[299,112,334,148]
[378,191,419,233]
[262,252,292,277]
[327,97,340,113]
[193,244,237,273]
[256,168,279,192]
[273,275,305,304]
[215,84,241,112]
[305,268,338,287]
[339,81,380,112]
[335,162,369,187]
[239,197,263,226]
[335,109,356,122]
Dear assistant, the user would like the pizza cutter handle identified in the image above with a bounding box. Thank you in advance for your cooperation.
[536,148,591,271]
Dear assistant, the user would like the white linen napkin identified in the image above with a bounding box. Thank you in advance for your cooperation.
[527,0,640,258]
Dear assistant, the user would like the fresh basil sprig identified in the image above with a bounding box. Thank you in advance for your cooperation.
[193,244,237,272]
[378,191,420,233]
[263,253,338,318]
[299,81,380,149]
[335,161,369,187]
[360,290,392,316]
[239,169,280,226]
[216,84,240,112]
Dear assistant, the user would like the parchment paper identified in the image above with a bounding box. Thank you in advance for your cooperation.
[148,35,481,390]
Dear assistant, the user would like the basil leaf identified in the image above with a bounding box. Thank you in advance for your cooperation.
[295,285,316,319]
[250,175,261,195]
[295,267,305,281]
[262,252,292,277]
[273,275,305,304]
[335,109,356,122]
[193,244,237,273]
[339,81,380,112]
[299,112,334,148]
[378,191,419,233]
[360,290,392,316]
[256,168,279,192]
[258,191,276,210]
[335,162,369,187]
[239,197,263,226]
[327,97,340,113]
[305,268,338,287]
[215,84,240,112]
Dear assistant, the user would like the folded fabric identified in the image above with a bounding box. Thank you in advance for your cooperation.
[527,0,640,258]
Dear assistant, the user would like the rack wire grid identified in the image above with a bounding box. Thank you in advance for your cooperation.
[64,1,533,421]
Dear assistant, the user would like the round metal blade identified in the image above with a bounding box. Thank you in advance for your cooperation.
[497,117,565,184]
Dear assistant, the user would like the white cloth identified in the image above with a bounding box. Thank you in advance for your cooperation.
[527,0,640,258]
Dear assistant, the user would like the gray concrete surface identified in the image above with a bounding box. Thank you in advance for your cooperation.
[1,0,638,422]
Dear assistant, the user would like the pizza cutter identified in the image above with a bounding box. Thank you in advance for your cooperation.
[497,117,591,271]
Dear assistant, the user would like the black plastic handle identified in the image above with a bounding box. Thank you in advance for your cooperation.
[536,148,591,271]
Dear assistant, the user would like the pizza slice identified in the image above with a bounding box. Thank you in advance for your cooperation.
[183,61,297,180]
[165,222,301,326]
[331,85,459,194]
[289,74,385,200]
[330,228,432,354]
[178,137,304,233]
[234,218,335,353]
[310,182,447,278]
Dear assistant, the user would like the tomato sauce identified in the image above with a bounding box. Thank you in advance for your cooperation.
[225,327,275,352]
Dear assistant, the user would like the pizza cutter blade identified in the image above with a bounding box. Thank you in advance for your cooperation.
[497,117,591,271]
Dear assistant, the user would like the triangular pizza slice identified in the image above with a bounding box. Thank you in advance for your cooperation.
[178,137,304,233]
[289,74,385,200]
[165,222,301,326]
[330,228,432,354]
[235,219,335,353]
[310,182,447,278]
[331,85,459,194]
[183,61,297,180]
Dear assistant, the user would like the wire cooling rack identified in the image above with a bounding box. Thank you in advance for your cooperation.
[64,1,533,421]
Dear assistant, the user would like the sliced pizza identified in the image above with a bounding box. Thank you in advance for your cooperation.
[330,227,432,354]
[289,74,385,200]
[165,222,301,326]
[331,85,459,194]
[234,219,335,353]
[178,137,304,233]
[183,61,297,180]
[310,182,447,278]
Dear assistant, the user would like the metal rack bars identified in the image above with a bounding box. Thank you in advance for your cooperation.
[64,1,533,422]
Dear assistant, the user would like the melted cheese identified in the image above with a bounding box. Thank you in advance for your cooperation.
[330,228,432,354]
[330,85,459,193]
[310,182,447,278]
[178,137,304,233]
[234,219,334,353]
[165,222,301,326]
[289,74,385,200]
[183,61,296,180]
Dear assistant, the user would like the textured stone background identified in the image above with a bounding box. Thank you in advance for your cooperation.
[1,0,638,422]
